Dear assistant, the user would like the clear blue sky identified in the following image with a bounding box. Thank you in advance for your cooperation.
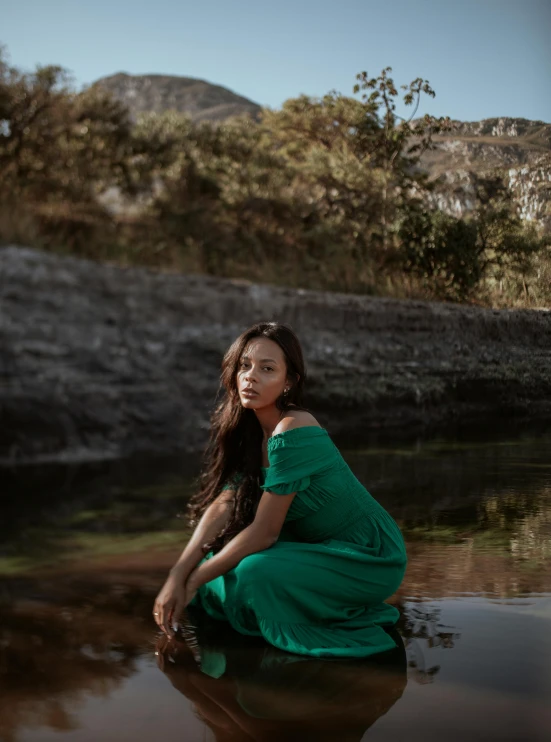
[2,0,550,122]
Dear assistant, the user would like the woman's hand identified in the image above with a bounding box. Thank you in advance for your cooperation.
[153,567,199,637]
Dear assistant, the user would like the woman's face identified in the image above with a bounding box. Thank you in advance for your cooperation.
[236,337,290,410]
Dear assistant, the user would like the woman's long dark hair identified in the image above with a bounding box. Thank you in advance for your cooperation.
[186,321,310,554]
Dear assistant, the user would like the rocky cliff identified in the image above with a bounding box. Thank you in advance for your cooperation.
[421,117,551,232]
[1,245,550,466]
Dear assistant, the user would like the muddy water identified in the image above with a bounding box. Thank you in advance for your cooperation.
[1,425,550,741]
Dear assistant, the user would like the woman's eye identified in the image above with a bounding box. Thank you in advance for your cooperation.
[239,363,273,371]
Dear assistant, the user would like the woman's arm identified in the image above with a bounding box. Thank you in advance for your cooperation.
[186,490,296,590]
[153,491,236,636]
[169,491,235,580]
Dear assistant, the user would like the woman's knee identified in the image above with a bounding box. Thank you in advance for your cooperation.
[234,552,275,584]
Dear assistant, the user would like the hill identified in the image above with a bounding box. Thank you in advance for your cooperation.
[93,72,262,123]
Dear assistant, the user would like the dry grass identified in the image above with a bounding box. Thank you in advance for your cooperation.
[1,200,549,310]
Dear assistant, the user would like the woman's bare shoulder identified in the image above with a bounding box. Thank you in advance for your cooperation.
[273,408,322,436]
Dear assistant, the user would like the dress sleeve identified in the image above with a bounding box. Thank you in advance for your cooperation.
[260,431,332,495]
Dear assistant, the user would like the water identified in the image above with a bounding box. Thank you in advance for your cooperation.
[1,425,550,741]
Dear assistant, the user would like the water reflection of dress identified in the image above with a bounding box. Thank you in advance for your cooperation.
[191,426,408,658]
[158,616,407,741]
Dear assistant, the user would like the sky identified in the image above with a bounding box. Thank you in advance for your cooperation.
[2,0,550,123]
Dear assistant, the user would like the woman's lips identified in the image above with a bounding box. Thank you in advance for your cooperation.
[242,389,258,396]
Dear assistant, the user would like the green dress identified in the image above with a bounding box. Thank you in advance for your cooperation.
[191,426,408,659]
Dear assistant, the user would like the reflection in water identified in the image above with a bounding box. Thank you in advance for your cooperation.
[155,607,407,742]
[3,428,551,587]
[1,574,443,742]
[0,580,154,742]
[401,537,551,599]
[398,602,460,684]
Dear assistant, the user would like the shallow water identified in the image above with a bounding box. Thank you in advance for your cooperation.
[1,425,550,741]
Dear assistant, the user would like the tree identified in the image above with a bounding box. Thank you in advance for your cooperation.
[398,172,550,302]
[353,66,453,255]
[398,208,480,300]
[470,173,550,302]
[0,44,136,206]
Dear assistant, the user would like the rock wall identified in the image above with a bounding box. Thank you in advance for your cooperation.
[1,245,550,465]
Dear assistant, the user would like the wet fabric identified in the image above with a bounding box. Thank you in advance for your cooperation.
[191,426,408,658]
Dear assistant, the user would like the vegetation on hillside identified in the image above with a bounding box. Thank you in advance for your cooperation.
[0,43,549,307]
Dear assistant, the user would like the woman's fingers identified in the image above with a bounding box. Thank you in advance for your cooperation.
[153,602,161,628]
[153,576,195,637]
[171,600,184,634]
[161,601,174,637]
[173,584,198,633]
[153,600,173,636]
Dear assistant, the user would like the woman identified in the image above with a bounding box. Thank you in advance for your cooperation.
[153,321,408,658]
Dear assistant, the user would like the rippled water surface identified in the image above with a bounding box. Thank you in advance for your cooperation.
[1,425,550,741]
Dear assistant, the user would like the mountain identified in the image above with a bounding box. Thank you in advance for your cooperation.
[92,72,262,123]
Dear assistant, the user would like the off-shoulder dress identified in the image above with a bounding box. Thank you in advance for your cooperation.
[190,426,408,658]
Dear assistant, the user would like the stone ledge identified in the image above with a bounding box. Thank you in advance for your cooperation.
[1,245,550,465]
